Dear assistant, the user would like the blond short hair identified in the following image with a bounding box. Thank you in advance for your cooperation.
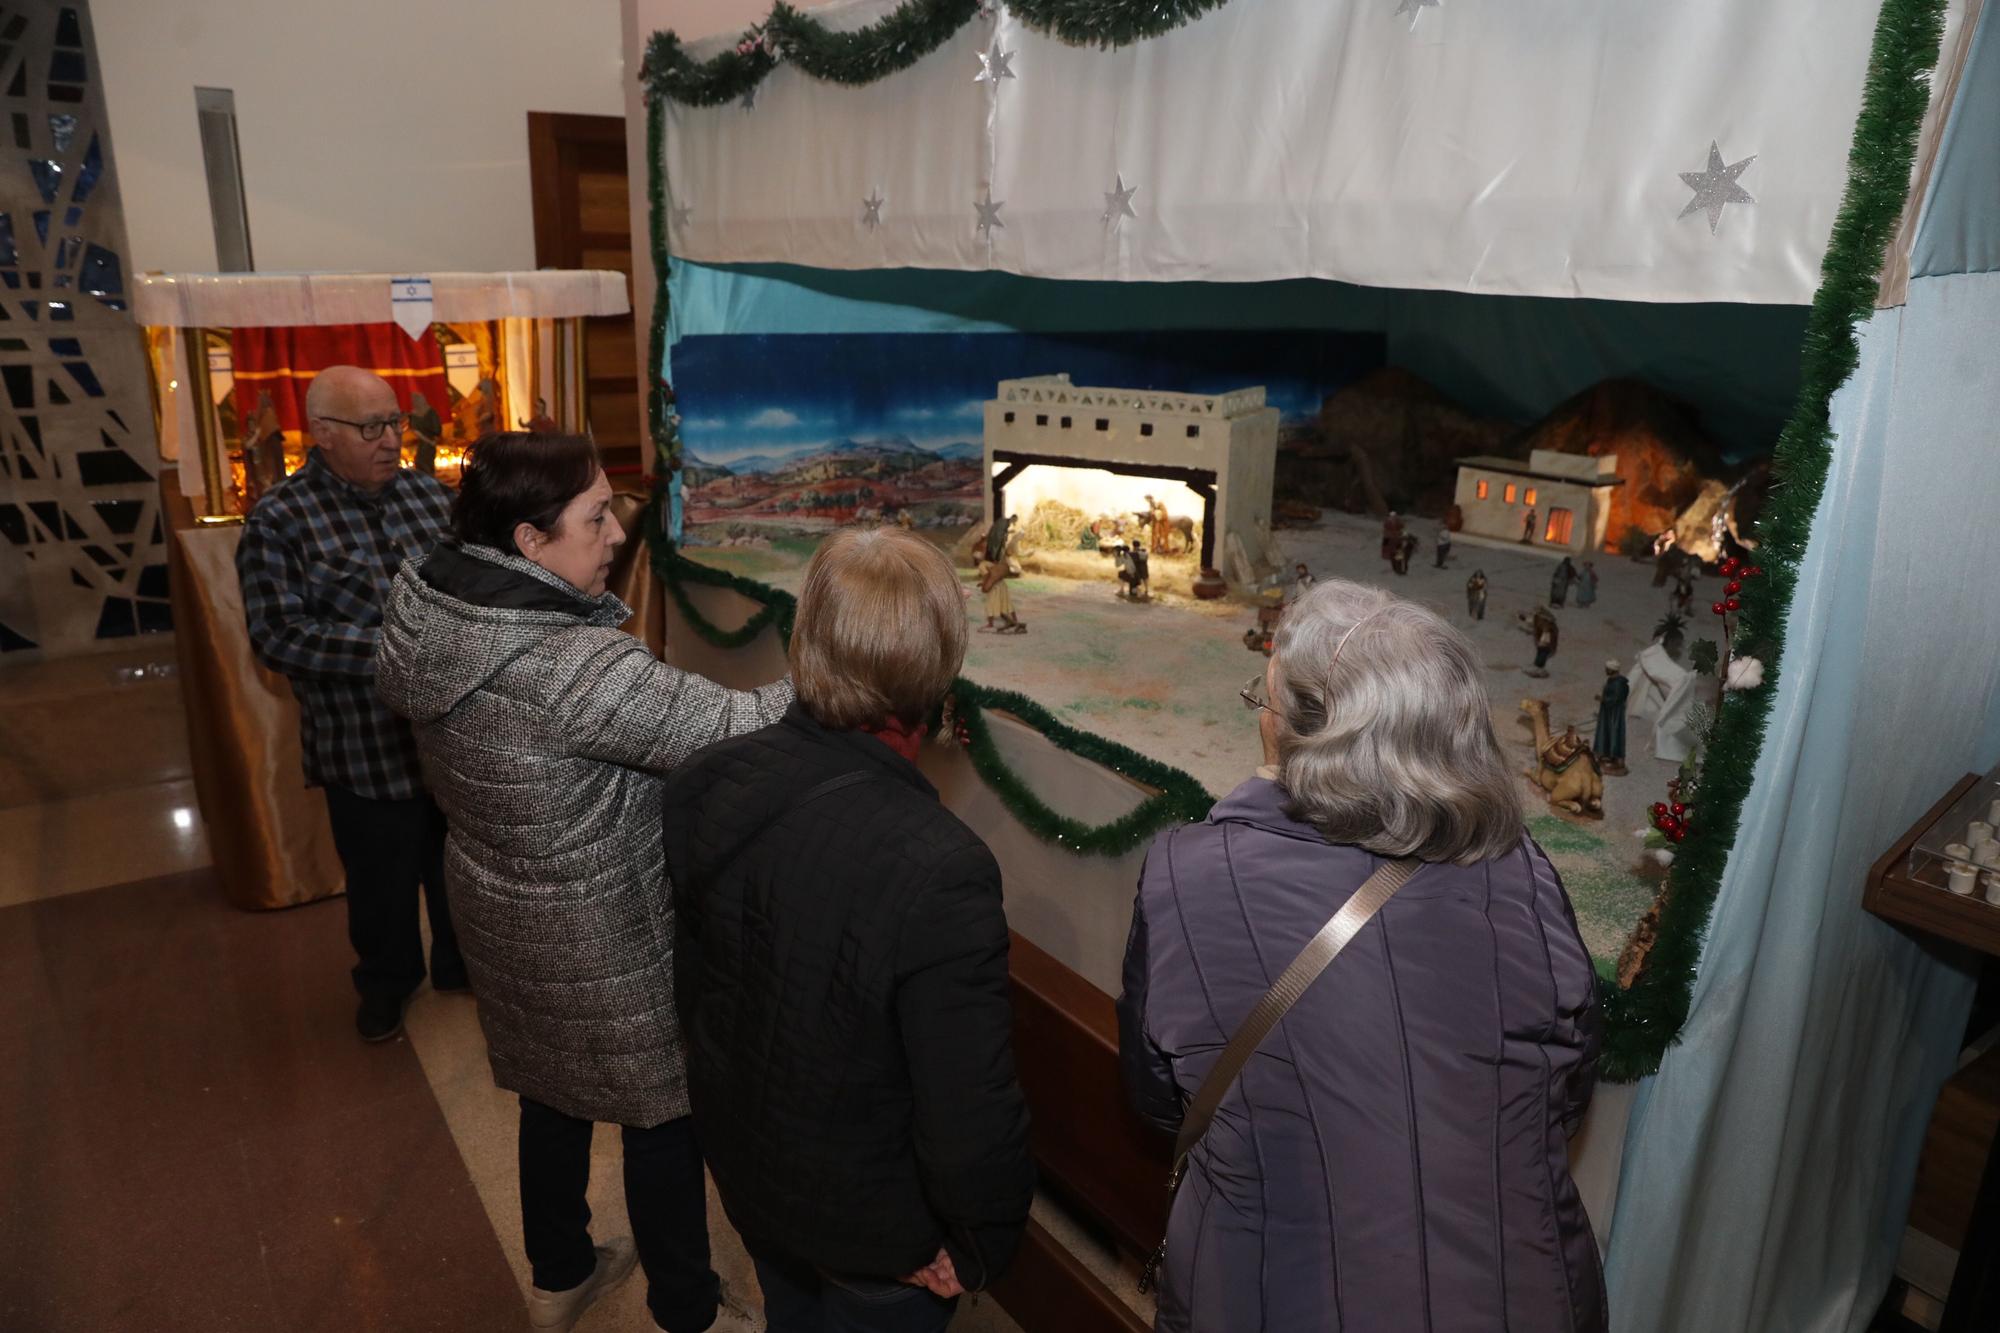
[1272,579,1523,865]
[791,527,968,729]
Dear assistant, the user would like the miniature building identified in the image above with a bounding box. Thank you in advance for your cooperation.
[982,374,1279,581]
[1452,449,1623,555]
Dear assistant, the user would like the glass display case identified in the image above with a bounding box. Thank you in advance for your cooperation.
[135,271,631,519]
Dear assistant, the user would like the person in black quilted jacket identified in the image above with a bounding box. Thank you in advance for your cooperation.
[663,526,1033,1332]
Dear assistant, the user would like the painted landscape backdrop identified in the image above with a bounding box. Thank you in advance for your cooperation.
[670,330,1384,528]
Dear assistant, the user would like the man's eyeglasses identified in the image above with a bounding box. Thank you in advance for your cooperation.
[317,413,409,442]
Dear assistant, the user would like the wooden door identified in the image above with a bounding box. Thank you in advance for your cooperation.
[528,112,641,474]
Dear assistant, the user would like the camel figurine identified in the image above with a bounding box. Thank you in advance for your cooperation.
[1519,699,1604,819]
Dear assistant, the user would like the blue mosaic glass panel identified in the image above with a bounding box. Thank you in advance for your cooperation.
[78,241,117,295]
[71,134,99,204]
[27,156,59,204]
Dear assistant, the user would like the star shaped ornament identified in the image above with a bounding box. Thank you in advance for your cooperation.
[861,190,884,230]
[1102,174,1138,228]
[975,42,1015,83]
[974,193,1005,238]
[739,81,759,111]
[1678,141,1756,234]
[670,202,693,231]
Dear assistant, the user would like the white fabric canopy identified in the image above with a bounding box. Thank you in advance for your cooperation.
[133,270,629,329]
[662,0,1974,304]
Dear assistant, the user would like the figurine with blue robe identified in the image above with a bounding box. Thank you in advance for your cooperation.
[1595,660,1630,775]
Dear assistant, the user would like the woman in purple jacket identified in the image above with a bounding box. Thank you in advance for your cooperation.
[1118,579,1607,1333]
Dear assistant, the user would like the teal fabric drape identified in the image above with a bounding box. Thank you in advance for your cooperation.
[664,262,1805,460]
[1607,270,2000,1332]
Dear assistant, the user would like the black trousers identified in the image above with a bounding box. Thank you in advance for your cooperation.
[747,1241,956,1333]
[519,1098,720,1332]
[321,785,461,1003]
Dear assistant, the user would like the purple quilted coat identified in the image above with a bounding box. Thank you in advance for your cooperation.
[1118,777,1607,1333]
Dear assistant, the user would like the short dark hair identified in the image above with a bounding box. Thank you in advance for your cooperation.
[451,432,602,554]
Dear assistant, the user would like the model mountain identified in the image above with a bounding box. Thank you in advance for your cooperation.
[1279,368,1512,516]
[1502,378,1731,547]
[930,440,983,461]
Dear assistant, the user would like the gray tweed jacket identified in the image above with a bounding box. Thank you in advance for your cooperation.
[376,542,792,1126]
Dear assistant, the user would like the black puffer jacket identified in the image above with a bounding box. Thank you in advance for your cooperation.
[662,704,1033,1288]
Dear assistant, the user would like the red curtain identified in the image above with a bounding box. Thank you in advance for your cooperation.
[229,323,449,433]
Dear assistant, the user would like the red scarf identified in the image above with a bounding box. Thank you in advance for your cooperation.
[860,715,928,763]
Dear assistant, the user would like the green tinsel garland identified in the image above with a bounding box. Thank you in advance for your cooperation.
[773,0,982,83]
[641,0,1237,107]
[643,29,777,107]
[953,678,1216,856]
[1595,0,1948,1082]
[645,91,675,477]
[1008,0,1231,47]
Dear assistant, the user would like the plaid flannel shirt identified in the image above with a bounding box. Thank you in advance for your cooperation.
[236,451,454,800]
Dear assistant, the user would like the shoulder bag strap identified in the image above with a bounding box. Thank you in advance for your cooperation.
[1139,855,1422,1294]
[1168,856,1423,1190]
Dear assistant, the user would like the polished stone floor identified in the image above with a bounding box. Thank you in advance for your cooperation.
[0,638,1030,1332]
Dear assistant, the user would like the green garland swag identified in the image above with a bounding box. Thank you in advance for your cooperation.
[1008,0,1231,47]
[641,0,1235,107]
[1594,0,1948,1082]
[952,678,1216,856]
[642,494,1211,857]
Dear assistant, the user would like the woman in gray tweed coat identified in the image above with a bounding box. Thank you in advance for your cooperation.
[378,432,790,1333]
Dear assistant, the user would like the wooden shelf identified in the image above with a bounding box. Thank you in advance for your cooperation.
[1864,774,2000,959]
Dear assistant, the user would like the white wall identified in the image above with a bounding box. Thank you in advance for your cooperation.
[94,0,626,275]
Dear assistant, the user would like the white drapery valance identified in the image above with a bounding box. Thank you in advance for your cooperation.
[661,0,1976,305]
[133,270,630,329]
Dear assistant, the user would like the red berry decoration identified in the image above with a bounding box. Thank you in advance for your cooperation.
[1712,601,1728,615]
[1652,802,1669,818]
[1670,828,1687,843]
[1747,566,1763,577]
[1725,598,1741,612]
[1671,802,1686,816]
[1725,580,1743,595]
[1719,557,1740,576]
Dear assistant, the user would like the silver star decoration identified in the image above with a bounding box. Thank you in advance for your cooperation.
[670,201,693,231]
[1102,174,1138,228]
[974,193,1005,238]
[975,42,1015,83]
[739,82,758,111]
[861,190,884,230]
[1678,141,1757,234]
[1396,0,1441,22]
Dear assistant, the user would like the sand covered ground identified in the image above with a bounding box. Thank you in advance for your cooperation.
[684,511,1721,966]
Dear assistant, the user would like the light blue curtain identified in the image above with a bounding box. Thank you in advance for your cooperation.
[1911,4,2000,280]
[1607,270,2000,1332]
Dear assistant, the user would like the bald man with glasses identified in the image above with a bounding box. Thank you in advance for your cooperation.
[236,365,465,1042]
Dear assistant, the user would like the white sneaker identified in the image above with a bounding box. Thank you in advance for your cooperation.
[654,1276,760,1332]
[528,1237,638,1330]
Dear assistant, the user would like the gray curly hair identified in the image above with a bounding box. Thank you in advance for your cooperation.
[1270,578,1522,865]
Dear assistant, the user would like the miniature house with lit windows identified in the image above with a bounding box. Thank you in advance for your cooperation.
[1452,449,1623,556]
[982,373,1278,583]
